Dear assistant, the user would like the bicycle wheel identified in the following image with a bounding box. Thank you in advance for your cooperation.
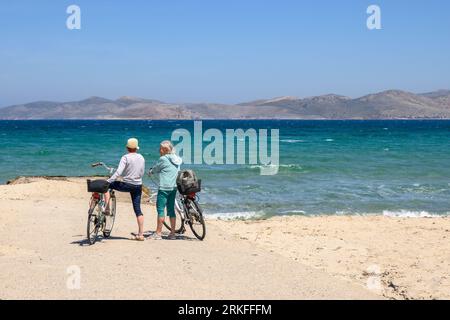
[103,194,116,238]
[87,199,100,245]
[187,198,206,240]
[163,197,185,234]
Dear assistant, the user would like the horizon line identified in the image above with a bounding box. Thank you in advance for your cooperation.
[2,88,449,109]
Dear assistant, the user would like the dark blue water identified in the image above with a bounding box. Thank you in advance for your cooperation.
[1,120,450,218]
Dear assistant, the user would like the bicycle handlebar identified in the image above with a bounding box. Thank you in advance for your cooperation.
[91,162,115,174]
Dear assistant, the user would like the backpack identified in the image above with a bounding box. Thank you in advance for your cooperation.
[176,170,202,195]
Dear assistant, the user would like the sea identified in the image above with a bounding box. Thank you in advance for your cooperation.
[1,120,450,219]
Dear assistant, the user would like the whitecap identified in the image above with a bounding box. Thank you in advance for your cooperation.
[279,164,302,169]
[281,139,304,143]
[205,211,264,220]
[250,164,278,169]
[382,210,442,218]
[278,210,306,215]
[250,164,302,170]
[325,139,334,142]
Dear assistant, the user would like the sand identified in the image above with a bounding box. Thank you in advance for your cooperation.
[213,216,450,300]
[1,177,447,300]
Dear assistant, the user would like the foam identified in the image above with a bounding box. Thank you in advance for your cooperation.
[280,139,304,143]
[205,211,264,220]
[249,164,302,170]
[382,210,443,218]
[278,210,306,215]
[205,209,447,220]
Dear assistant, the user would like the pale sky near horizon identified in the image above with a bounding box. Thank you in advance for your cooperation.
[0,0,449,107]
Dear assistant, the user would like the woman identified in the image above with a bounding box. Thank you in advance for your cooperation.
[106,138,146,241]
[149,140,182,240]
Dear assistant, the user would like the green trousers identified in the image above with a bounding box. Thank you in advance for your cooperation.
[156,188,177,218]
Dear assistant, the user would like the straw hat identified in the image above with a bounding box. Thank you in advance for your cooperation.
[126,138,140,150]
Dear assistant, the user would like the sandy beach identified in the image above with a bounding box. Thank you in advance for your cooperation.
[216,216,450,300]
[1,177,449,300]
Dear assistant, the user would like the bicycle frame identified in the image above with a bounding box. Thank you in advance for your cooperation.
[87,162,117,244]
[147,165,205,240]
[178,193,198,222]
[90,190,114,211]
[90,163,116,209]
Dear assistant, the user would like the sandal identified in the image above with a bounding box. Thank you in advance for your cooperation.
[167,234,177,240]
[132,234,145,241]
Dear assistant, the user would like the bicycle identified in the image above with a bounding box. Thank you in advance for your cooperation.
[86,162,116,245]
[148,170,206,241]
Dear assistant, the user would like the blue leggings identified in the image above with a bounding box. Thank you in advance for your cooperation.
[109,181,143,217]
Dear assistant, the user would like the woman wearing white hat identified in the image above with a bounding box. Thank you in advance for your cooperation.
[105,138,146,241]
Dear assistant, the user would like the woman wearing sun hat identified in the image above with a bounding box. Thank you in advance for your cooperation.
[105,138,146,241]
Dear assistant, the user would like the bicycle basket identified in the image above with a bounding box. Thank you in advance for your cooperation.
[87,179,110,193]
[177,179,202,195]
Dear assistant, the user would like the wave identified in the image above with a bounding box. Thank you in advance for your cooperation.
[249,164,303,171]
[382,210,443,218]
[280,139,304,143]
[35,150,52,156]
[205,210,265,220]
[205,209,447,220]
[277,210,306,215]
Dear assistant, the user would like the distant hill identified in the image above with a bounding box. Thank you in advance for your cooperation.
[1,90,450,120]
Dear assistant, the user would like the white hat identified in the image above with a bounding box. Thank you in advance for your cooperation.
[126,138,140,150]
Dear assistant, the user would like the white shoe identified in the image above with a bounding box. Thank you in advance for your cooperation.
[149,233,162,240]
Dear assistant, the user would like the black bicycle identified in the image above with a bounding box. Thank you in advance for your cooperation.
[148,171,206,241]
[86,162,117,245]
[171,192,206,240]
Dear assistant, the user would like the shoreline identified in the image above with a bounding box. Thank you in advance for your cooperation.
[0,177,381,300]
[4,177,449,219]
[1,177,449,299]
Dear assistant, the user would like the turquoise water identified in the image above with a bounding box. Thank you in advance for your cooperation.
[1,120,450,218]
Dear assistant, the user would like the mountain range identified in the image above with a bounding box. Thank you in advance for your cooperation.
[1,90,450,120]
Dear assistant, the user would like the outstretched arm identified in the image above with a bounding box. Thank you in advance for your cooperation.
[107,156,126,183]
[150,158,165,175]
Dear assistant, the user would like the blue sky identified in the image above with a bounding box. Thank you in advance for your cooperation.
[0,0,449,106]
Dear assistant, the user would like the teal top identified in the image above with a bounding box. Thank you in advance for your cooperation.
[151,154,183,191]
